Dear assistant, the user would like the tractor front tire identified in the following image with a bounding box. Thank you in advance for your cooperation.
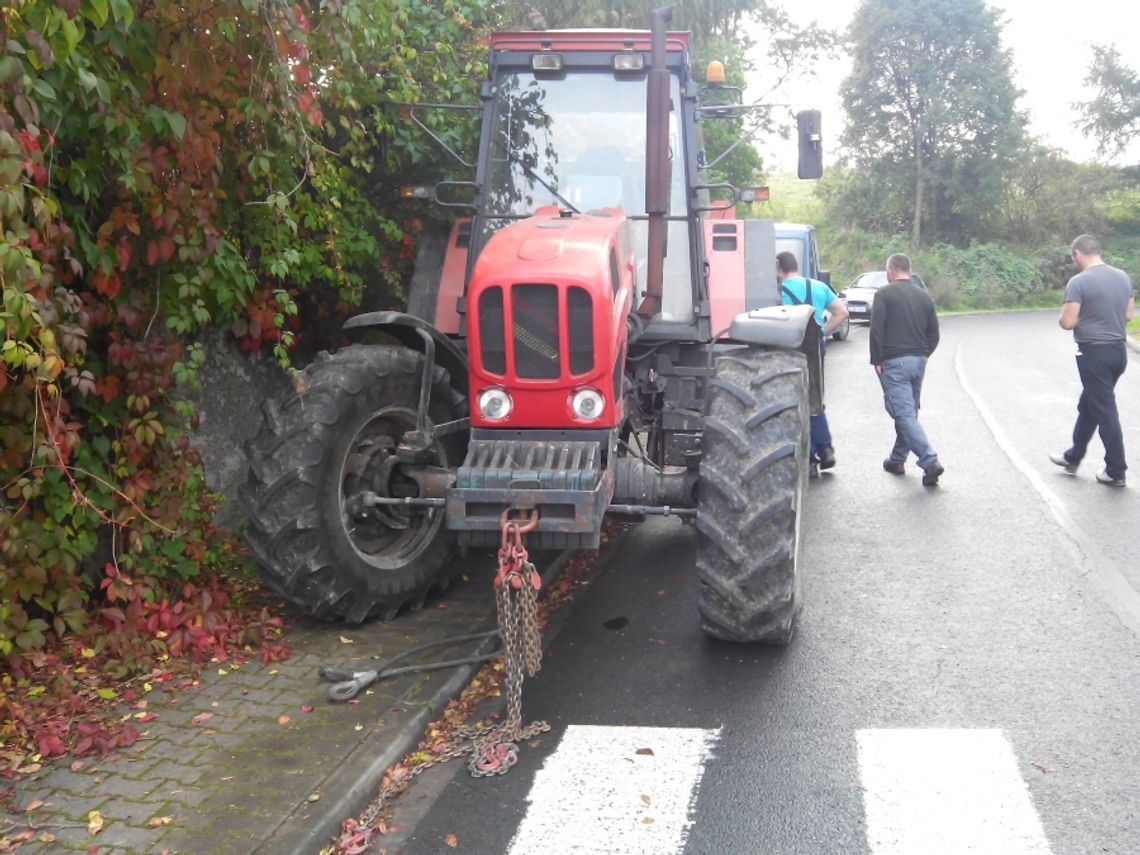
[240,345,467,623]
[696,348,809,644]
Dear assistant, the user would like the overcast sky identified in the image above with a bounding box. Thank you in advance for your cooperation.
[744,0,1140,168]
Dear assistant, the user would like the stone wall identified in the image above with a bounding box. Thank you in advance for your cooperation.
[191,330,293,529]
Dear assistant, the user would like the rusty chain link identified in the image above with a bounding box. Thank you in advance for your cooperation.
[340,510,548,849]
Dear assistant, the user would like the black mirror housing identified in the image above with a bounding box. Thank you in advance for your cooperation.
[797,110,823,180]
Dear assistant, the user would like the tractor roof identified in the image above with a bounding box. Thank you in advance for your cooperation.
[489,30,690,53]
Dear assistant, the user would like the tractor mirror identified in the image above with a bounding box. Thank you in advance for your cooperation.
[796,110,823,180]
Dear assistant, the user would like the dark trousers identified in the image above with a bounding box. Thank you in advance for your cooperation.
[811,337,832,458]
[1066,341,1128,479]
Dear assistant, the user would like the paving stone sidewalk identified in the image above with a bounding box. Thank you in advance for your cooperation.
[2,549,560,855]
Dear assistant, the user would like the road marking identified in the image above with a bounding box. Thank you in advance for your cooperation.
[506,724,720,855]
[955,344,1140,637]
[857,728,1052,855]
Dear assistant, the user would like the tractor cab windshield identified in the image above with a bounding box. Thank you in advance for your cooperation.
[478,71,694,323]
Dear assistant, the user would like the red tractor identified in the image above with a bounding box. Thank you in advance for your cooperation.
[241,9,825,644]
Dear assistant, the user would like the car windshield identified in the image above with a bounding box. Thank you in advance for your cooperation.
[851,271,888,290]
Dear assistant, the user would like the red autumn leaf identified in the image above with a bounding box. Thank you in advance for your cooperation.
[146,239,160,266]
[92,270,120,298]
[444,833,458,848]
[116,237,132,271]
[96,374,120,403]
[297,91,315,112]
[292,64,311,85]
[190,712,213,725]
[307,108,323,128]
[300,705,313,713]
[159,236,176,262]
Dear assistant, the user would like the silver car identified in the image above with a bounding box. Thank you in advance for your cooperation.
[839,270,928,323]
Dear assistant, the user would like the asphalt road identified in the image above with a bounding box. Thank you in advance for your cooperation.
[385,312,1140,855]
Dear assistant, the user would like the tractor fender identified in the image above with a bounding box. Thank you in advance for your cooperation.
[343,311,468,397]
[727,304,823,414]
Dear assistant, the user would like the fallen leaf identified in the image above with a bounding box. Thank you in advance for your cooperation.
[301,705,314,713]
[339,636,354,644]
[444,833,459,848]
[278,715,291,725]
[640,794,651,806]
[1032,762,1049,773]
[24,798,45,811]
[70,760,85,772]
[191,712,214,725]
[39,832,56,843]
[354,723,364,731]
[635,747,654,756]
[87,809,105,834]
[269,669,279,675]
[307,792,320,802]
[217,668,229,676]
[642,817,656,825]
[147,816,173,828]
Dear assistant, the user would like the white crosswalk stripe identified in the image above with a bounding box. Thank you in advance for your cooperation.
[857,728,1053,855]
[506,724,721,855]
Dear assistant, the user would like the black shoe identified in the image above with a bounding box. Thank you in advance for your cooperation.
[818,446,836,470]
[883,459,905,475]
[922,460,944,487]
[1096,470,1126,487]
[809,461,820,479]
[1049,452,1078,474]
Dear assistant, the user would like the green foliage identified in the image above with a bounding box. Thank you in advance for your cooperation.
[0,0,495,659]
[838,0,1026,247]
[1077,45,1140,163]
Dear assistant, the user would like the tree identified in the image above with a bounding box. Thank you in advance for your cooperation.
[839,0,1026,247]
[1077,45,1140,163]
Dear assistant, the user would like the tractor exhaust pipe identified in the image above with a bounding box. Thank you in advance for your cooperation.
[636,5,672,320]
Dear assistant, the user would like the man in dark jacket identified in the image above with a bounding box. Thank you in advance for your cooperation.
[870,253,944,486]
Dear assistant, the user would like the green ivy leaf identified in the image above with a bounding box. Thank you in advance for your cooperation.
[85,0,110,27]
[167,111,186,140]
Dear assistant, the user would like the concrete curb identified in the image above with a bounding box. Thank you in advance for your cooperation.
[266,548,574,855]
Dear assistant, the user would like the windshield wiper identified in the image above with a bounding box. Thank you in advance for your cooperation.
[494,137,580,215]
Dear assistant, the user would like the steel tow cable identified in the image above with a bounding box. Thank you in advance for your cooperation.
[338,510,548,851]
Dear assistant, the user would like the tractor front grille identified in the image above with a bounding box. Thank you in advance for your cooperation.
[512,284,560,378]
[477,284,595,379]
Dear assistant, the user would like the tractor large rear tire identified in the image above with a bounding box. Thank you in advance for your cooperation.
[696,348,809,644]
[240,345,467,623]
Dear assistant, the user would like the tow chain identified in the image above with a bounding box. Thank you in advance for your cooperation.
[341,510,548,850]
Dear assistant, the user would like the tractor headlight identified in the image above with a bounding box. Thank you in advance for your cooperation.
[478,387,513,421]
[570,388,605,421]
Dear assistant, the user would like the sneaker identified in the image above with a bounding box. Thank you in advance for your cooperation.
[882,459,905,475]
[809,461,820,479]
[818,446,837,470]
[1096,470,1126,488]
[1049,452,1078,474]
[922,460,945,487]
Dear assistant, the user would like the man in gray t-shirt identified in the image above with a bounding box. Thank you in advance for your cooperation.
[1050,234,1136,486]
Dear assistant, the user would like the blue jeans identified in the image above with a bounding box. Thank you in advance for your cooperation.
[878,355,938,469]
[810,412,832,458]
[1066,341,1128,479]
[810,338,832,459]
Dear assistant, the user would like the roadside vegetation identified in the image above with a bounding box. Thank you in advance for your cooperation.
[1,0,1137,775]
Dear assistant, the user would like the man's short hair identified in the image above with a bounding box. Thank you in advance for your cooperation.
[776,251,799,275]
[1071,234,1101,256]
[886,253,911,274]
